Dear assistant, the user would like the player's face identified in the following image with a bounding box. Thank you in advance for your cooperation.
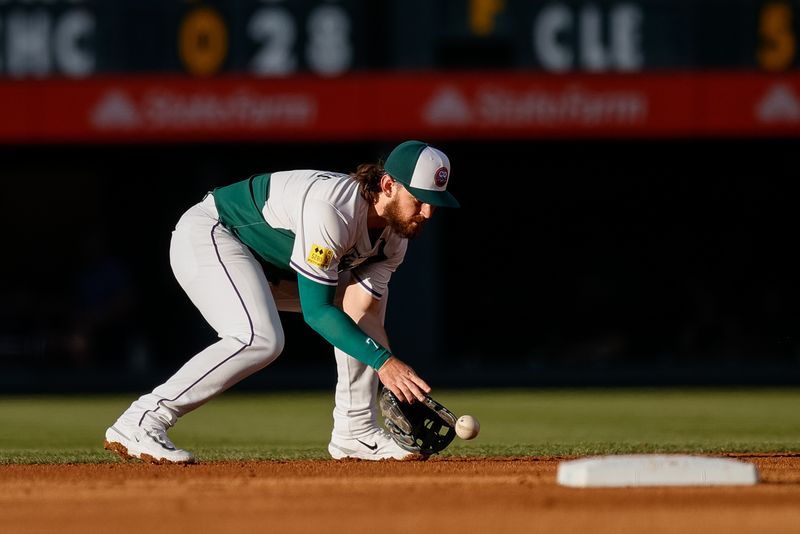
[384,183,436,239]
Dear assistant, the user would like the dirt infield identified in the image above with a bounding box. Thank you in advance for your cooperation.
[2,454,800,534]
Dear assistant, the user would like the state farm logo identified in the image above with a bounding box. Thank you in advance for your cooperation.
[91,91,141,128]
[89,88,317,130]
[424,87,472,125]
[756,83,800,123]
[423,85,647,127]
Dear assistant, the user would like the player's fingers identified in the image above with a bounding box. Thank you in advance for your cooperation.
[408,373,431,395]
[401,369,430,400]
[400,376,426,403]
[378,357,430,403]
[383,375,412,403]
[394,383,414,403]
[397,374,423,404]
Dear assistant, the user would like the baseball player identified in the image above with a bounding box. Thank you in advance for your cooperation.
[103,140,459,463]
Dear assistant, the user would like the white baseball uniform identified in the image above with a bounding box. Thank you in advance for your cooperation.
[115,170,407,440]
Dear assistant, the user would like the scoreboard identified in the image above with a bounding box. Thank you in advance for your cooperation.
[0,0,797,78]
[422,0,799,71]
[1,0,798,142]
[0,0,370,77]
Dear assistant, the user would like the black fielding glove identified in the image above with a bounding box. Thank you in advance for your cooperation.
[379,387,457,456]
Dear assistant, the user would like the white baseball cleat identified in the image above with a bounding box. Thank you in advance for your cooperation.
[328,428,424,461]
[104,421,195,464]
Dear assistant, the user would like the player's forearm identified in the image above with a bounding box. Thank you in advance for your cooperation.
[307,308,392,369]
[348,310,391,352]
[297,275,391,369]
[341,277,393,351]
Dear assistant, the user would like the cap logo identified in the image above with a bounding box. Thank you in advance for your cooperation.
[434,167,449,187]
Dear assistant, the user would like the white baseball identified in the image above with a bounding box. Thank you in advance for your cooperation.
[455,415,480,440]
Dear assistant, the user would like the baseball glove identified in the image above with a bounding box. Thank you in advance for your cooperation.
[379,387,457,456]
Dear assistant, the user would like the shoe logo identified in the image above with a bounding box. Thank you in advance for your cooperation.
[112,425,133,442]
[357,439,378,451]
[145,430,176,451]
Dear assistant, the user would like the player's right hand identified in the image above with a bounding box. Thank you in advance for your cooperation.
[377,356,431,404]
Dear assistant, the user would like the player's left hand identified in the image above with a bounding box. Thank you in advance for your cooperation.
[377,356,431,403]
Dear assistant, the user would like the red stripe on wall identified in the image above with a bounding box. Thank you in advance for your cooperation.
[0,72,798,142]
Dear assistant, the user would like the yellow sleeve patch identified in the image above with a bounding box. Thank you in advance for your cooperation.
[307,244,334,269]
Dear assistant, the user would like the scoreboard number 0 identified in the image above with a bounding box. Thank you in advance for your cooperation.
[179,7,229,77]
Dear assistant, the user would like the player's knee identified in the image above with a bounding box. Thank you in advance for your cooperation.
[248,332,284,367]
[227,331,284,368]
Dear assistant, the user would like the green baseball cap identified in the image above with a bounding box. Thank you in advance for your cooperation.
[384,140,459,208]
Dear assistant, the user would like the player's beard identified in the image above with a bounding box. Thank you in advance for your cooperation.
[383,197,426,239]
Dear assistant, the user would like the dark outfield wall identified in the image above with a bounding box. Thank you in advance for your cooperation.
[2,138,799,392]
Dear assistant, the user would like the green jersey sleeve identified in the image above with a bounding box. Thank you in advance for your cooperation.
[297,275,392,369]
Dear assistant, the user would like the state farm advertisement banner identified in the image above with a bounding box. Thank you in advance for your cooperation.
[0,72,798,142]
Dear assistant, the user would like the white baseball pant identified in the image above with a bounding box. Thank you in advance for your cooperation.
[116,194,384,440]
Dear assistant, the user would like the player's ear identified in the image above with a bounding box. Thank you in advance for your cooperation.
[379,173,396,196]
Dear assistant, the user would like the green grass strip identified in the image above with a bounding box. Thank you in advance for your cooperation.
[1,388,799,464]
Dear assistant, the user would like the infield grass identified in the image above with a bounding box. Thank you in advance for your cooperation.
[1,388,800,464]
